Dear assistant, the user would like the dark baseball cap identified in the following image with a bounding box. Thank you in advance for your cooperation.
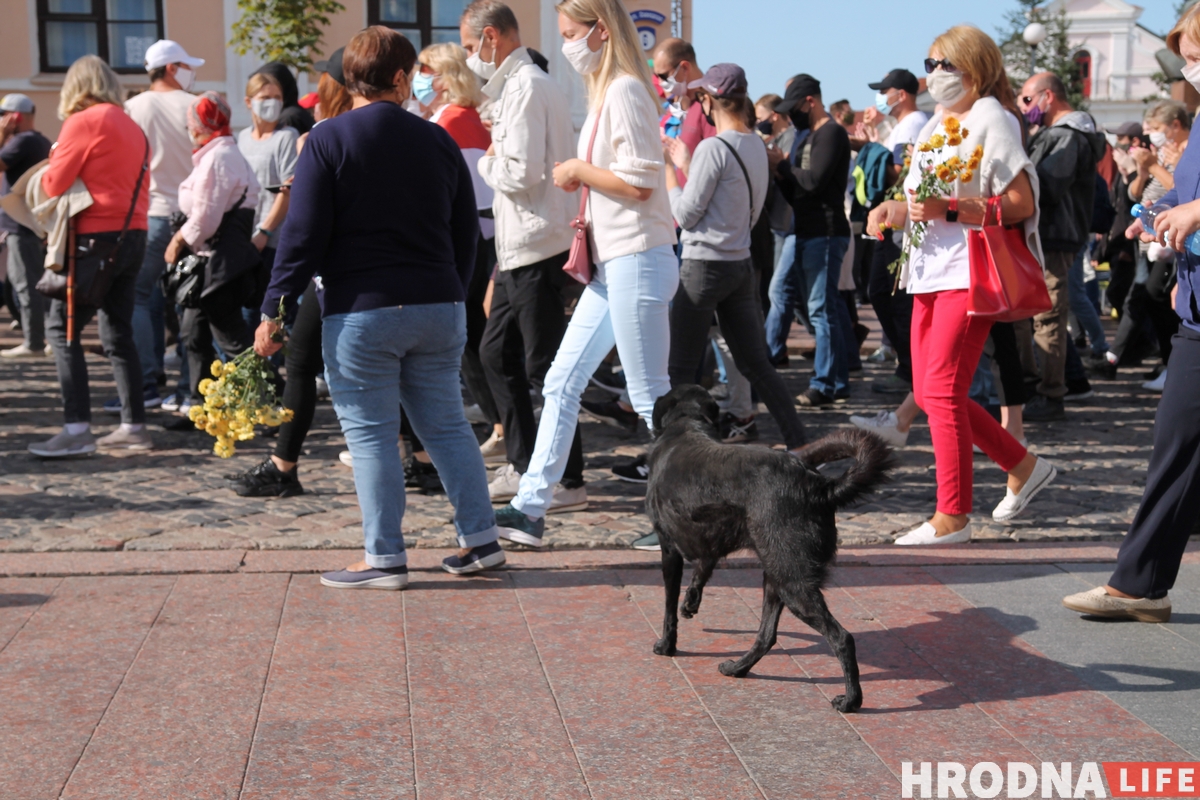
[868,68,919,95]
[314,46,345,87]
[1108,121,1144,137]
[688,63,747,98]
[775,74,821,113]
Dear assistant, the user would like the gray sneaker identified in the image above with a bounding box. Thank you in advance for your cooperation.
[96,427,154,450]
[29,429,97,458]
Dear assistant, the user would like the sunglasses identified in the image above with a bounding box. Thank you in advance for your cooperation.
[924,58,956,74]
[1020,90,1046,105]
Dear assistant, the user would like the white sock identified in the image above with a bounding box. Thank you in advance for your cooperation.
[119,423,145,433]
[64,422,90,436]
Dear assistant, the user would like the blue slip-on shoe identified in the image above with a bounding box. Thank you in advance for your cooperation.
[442,540,508,575]
[495,504,545,548]
[320,565,408,590]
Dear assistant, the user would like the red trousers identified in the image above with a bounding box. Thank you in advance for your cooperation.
[911,290,1028,515]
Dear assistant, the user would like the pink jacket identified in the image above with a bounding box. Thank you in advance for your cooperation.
[178,136,260,255]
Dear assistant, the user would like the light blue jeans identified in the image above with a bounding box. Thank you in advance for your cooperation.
[133,216,173,391]
[513,244,679,518]
[322,302,499,567]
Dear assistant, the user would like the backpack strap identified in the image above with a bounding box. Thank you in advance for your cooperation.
[715,135,755,225]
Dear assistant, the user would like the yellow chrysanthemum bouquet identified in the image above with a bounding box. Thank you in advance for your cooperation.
[187,301,293,458]
[889,115,984,274]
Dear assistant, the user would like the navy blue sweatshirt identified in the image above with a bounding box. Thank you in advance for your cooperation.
[262,101,479,319]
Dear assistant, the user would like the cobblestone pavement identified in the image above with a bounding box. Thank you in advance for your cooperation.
[0,307,1160,553]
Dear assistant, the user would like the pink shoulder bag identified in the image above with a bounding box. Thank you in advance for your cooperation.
[563,101,604,285]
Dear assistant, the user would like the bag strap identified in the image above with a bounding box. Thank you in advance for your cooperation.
[577,101,604,219]
[715,135,755,225]
[983,195,1003,228]
[108,134,150,257]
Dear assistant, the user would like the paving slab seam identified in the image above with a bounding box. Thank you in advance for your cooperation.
[56,576,180,799]
[235,574,293,800]
[628,584,772,800]
[510,575,598,800]
[0,576,62,656]
[400,591,420,800]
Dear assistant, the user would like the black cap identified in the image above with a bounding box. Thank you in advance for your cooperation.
[775,74,821,113]
[1108,121,1144,137]
[314,46,345,87]
[868,68,919,95]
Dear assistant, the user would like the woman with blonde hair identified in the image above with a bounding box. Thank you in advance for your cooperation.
[29,55,153,457]
[492,0,678,547]
[866,25,1054,545]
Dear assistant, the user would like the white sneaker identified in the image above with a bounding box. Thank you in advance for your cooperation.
[1142,369,1167,393]
[894,521,972,545]
[29,428,97,457]
[849,410,908,448]
[547,483,588,514]
[992,457,1057,522]
[479,430,507,464]
[338,450,353,468]
[464,404,489,425]
[1,343,47,358]
[1062,586,1171,623]
[867,345,896,363]
[489,463,522,503]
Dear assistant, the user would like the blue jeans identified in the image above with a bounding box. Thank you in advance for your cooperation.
[764,234,797,361]
[133,216,172,392]
[513,244,679,518]
[322,302,499,567]
[1068,243,1107,357]
[792,236,851,395]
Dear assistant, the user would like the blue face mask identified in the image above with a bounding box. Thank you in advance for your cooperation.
[874,92,893,116]
[412,72,438,106]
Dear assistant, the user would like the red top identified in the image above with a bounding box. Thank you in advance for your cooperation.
[42,103,150,235]
[435,104,491,151]
[676,101,716,188]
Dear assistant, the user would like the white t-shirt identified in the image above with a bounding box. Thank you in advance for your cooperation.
[884,110,930,158]
[125,89,196,218]
[900,97,1041,295]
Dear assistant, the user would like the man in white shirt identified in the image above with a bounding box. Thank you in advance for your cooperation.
[122,39,205,410]
[862,68,928,396]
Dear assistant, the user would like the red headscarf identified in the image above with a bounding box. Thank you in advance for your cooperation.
[187,91,232,151]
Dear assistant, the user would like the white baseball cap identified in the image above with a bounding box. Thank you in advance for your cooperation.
[143,40,205,71]
[0,94,35,114]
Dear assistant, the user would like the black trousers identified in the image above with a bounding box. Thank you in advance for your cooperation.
[986,321,1028,408]
[46,230,147,425]
[182,273,254,402]
[670,258,807,449]
[274,282,323,462]
[1109,328,1200,598]
[867,235,913,383]
[461,235,500,426]
[1112,258,1179,366]
[480,252,583,484]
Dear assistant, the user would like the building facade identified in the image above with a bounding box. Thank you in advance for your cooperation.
[1,0,691,139]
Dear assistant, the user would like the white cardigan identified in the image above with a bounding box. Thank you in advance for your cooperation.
[579,74,676,263]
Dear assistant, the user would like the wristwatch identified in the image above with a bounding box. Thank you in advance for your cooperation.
[945,198,959,224]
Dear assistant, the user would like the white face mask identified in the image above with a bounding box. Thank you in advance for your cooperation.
[926,70,966,107]
[466,39,497,81]
[659,67,682,99]
[175,66,195,92]
[1183,61,1200,93]
[252,97,282,123]
[562,25,603,76]
[1148,130,1168,148]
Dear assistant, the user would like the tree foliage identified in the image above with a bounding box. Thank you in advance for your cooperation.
[997,0,1087,109]
[229,0,346,72]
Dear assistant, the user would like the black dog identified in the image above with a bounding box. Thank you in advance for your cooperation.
[645,385,895,712]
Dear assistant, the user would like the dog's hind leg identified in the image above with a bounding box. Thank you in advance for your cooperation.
[654,535,684,657]
[680,558,717,619]
[719,574,784,678]
[783,588,863,713]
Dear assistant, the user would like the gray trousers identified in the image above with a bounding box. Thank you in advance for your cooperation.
[7,228,48,350]
[46,230,147,425]
[669,258,807,449]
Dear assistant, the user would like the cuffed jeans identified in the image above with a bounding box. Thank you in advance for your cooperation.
[323,302,499,567]
[514,244,679,518]
[132,216,172,391]
[46,230,147,425]
[6,228,48,350]
[1068,243,1107,357]
[798,236,851,396]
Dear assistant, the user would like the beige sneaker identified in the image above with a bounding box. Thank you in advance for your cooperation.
[1062,586,1171,623]
[547,483,588,514]
[1,343,47,358]
[479,430,507,465]
[488,463,522,503]
[96,427,154,450]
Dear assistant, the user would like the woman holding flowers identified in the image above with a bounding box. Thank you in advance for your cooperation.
[866,25,1056,545]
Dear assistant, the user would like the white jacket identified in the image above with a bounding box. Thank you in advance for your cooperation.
[0,159,94,273]
[476,48,577,271]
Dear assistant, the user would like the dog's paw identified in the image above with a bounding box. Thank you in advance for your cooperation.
[679,603,695,619]
[718,660,748,678]
[653,638,676,657]
[830,694,863,713]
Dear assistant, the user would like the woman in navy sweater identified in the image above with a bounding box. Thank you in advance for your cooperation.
[1063,6,1200,623]
[255,26,506,588]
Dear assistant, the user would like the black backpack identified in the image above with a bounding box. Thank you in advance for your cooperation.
[1090,171,1117,234]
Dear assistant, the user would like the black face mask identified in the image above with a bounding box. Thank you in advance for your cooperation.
[789,106,811,132]
[756,119,774,136]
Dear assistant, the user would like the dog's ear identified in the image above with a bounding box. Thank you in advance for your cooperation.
[652,391,679,438]
[699,393,720,429]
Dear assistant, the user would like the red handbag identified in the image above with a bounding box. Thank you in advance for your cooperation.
[967,195,1052,322]
[563,101,603,285]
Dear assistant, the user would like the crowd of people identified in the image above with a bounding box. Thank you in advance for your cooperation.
[1,0,1197,620]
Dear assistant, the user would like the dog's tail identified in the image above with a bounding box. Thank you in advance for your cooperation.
[796,428,897,510]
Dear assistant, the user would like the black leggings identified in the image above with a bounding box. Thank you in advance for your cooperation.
[986,321,1028,408]
[274,282,323,463]
[461,235,500,425]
